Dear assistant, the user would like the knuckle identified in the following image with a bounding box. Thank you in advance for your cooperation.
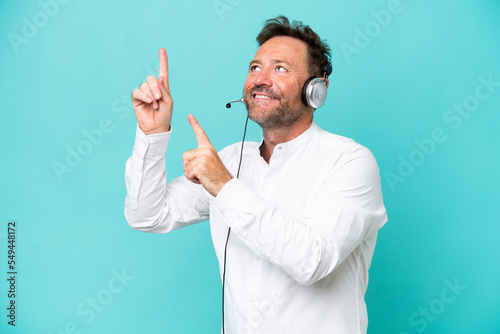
[203,148,214,155]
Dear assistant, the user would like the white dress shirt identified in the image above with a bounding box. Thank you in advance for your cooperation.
[125,121,387,334]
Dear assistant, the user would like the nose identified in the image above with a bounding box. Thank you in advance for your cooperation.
[254,69,272,87]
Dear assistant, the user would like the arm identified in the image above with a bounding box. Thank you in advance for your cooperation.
[212,146,387,285]
[124,48,210,233]
[124,125,210,233]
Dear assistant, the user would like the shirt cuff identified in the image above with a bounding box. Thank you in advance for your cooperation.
[133,124,172,158]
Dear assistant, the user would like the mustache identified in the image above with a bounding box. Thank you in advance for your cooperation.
[247,87,280,100]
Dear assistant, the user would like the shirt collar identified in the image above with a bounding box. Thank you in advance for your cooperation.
[257,121,319,153]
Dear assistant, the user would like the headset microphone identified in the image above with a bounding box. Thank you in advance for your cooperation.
[226,98,244,108]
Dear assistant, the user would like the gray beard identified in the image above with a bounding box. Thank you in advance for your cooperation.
[244,97,308,131]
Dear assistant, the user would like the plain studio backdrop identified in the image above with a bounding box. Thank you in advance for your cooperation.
[1,0,499,333]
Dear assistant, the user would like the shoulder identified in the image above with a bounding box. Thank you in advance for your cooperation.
[313,125,376,164]
[312,127,384,205]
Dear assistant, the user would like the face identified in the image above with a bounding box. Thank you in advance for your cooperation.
[243,36,311,130]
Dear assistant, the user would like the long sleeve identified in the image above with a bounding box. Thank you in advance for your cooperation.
[124,125,210,233]
[212,144,387,285]
[123,121,387,333]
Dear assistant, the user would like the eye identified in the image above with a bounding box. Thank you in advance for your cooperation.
[276,65,287,72]
[250,65,261,72]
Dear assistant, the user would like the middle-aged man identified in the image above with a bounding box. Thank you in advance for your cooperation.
[125,16,387,334]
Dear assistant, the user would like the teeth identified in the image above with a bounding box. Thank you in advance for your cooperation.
[255,94,274,100]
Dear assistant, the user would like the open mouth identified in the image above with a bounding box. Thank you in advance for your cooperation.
[252,93,278,101]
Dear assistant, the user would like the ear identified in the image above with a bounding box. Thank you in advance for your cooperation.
[324,77,330,88]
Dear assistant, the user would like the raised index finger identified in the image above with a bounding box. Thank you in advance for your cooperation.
[159,48,169,90]
[187,114,212,148]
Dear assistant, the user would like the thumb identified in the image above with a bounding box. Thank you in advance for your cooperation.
[158,77,171,98]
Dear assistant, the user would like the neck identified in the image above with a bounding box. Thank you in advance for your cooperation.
[260,112,313,164]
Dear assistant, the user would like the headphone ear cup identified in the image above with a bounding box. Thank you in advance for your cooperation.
[302,77,328,109]
[302,77,315,107]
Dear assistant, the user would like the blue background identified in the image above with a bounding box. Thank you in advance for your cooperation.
[1,0,499,333]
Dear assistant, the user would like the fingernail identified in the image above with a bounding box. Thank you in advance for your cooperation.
[155,93,161,99]
[147,98,152,103]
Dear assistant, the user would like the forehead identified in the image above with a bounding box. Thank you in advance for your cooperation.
[252,36,308,68]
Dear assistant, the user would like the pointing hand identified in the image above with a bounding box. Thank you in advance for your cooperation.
[131,48,173,135]
[182,114,233,196]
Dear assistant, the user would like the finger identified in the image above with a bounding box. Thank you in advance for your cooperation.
[147,75,161,100]
[183,156,201,184]
[182,150,195,170]
[159,48,170,91]
[182,149,210,165]
[131,89,153,104]
[139,82,154,101]
[182,150,193,167]
[158,77,171,100]
[140,82,158,109]
[186,174,201,185]
[188,114,212,148]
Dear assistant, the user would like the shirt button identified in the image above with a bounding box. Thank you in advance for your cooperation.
[250,294,256,302]
[255,255,260,261]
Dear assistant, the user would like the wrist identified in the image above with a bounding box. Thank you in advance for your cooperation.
[214,175,233,197]
[144,124,171,135]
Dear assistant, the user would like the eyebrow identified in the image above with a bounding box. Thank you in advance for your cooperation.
[249,59,293,68]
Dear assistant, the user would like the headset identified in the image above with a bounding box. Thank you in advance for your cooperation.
[301,61,333,109]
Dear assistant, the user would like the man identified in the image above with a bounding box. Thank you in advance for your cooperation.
[125,16,387,334]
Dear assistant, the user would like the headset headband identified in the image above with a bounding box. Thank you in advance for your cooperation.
[322,61,332,79]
